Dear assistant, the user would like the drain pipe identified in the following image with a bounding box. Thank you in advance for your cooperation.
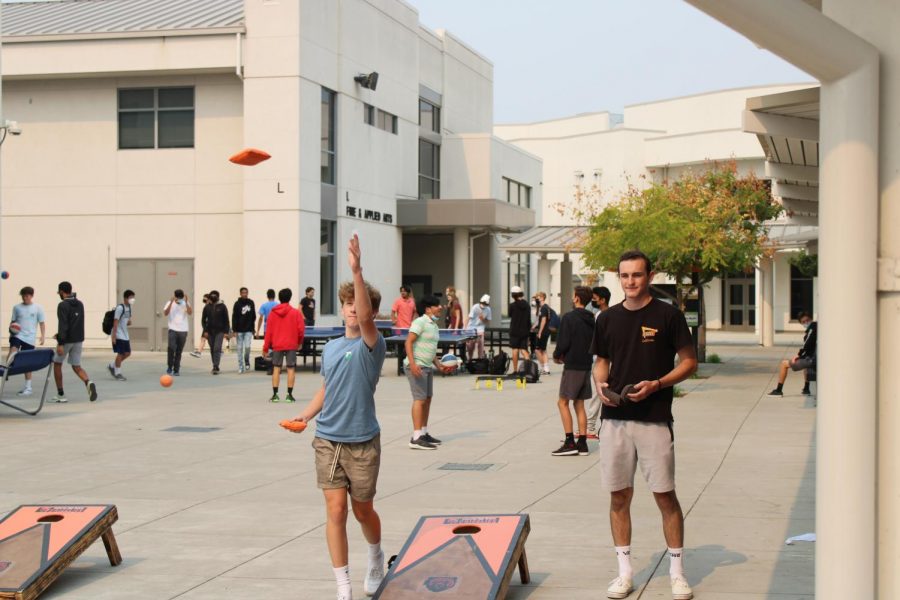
[685,2,878,598]
[468,230,489,311]
[235,32,243,80]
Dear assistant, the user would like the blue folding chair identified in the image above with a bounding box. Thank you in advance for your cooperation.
[0,348,55,416]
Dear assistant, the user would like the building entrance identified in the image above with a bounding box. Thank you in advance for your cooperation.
[723,277,755,331]
[116,259,194,351]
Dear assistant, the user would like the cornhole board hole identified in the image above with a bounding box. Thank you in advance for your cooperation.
[0,504,122,600]
[373,514,530,599]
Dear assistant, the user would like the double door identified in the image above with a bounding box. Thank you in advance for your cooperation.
[724,278,756,331]
[116,259,194,351]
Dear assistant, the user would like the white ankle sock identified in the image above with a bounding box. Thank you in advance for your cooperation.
[413,429,423,440]
[333,565,351,597]
[421,426,428,434]
[668,547,684,577]
[615,545,633,578]
[368,542,383,562]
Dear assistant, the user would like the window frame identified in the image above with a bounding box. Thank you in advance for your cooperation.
[418,139,440,200]
[321,87,337,185]
[419,98,440,134]
[117,86,195,150]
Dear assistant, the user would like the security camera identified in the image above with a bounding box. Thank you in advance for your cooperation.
[5,120,21,136]
[353,72,379,91]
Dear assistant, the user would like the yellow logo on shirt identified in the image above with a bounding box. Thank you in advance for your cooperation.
[641,326,658,343]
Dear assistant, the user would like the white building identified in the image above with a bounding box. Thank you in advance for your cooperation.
[0,0,541,349]
[495,84,817,333]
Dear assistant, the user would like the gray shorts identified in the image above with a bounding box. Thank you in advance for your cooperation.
[313,435,381,502]
[559,369,592,400]
[406,366,434,399]
[270,350,297,369]
[52,342,83,366]
[598,419,675,493]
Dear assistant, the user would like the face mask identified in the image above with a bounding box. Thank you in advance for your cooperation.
[431,314,440,323]
[210,296,219,303]
[176,299,184,305]
[128,298,136,305]
[591,300,600,309]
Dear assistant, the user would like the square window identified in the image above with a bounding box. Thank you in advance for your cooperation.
[118,111,154,149]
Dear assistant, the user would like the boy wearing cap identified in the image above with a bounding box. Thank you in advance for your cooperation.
[508,286,531,373]
[465,294,492,360]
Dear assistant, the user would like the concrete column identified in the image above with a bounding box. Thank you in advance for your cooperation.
[488,234,503,320]
[537,254,553,298]
[559,253,574,315]
[759,256,775,347]
[453,227,469,310]
[682,3,880,597]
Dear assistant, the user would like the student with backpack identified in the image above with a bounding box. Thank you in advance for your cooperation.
[533,292,552,375]
[106,290,134,381]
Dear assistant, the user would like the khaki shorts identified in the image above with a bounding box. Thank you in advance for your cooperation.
[313,435,381,502]
[598,419,675,493]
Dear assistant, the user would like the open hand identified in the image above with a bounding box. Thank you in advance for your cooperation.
[348,234,362,274]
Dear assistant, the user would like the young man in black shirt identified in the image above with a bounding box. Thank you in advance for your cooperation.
[201,290,231,375]
[508,286,531,373]
[591,250,697,600]
[300,287,317,327]
[768,310,816,396]
[550,285,596,456]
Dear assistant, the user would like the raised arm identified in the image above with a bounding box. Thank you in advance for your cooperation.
[349,234,378,349]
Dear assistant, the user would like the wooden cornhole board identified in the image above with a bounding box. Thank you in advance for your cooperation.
[0,504,122,600]
[373,514,530,599]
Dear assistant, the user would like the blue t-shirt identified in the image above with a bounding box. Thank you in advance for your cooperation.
[10,303,45,345]
[315,334,386,443]
[259,301,278,330]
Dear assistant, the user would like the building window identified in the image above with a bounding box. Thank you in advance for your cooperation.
[504,253,531,317]
[502,177,531,208]
[789,264,814,321]
[320,220,336,315]
[419,99,440,134]
[321,88,336,184]
[118,87,194,149]
[364,104,397,134]
[418,139,440,200]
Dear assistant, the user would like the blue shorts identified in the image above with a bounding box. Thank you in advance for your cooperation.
[113,339,132,354]
[10,337,35,351]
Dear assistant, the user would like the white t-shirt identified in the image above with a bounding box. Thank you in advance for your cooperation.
[164,300,190,332]
[468,304,491,332]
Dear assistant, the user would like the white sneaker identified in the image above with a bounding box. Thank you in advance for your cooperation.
[336,589,352,600]
[17,388,33,396]
[52,394,68,403]
[671,574,693,599]
[607,575,633,599]
[364,554,385,595]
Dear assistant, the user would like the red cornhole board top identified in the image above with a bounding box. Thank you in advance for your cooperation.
[374,514,530,599]
[228,148,271,166]
[0,504,118,598]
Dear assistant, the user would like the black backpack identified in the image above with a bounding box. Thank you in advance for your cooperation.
[547,307,561,332]
[101,304,123,335]
[518,359,541,383]
[489,350,509,375]
[466,358,490,374]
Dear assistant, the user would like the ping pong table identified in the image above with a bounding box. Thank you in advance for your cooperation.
[297,326,346,372]
[384,328,478,376]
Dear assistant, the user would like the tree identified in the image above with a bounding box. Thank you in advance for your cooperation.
[580,162,782,359]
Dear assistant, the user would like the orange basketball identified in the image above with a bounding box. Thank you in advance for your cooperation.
[280,419,307,433]
[160,374,173,388]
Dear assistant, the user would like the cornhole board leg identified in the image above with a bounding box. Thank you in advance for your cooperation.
[0,505,121,600]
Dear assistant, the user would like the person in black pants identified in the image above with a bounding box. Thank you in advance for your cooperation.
[508,286,531,373]
[201,290,231,374]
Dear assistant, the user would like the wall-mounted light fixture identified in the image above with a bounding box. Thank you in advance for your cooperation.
[353,72,379,91]
[0,120,22,146]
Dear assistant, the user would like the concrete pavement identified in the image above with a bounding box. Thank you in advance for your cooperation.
[0,336,814,599]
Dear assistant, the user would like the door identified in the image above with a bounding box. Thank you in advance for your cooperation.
[117,259,194,351]
[723,278,755,331]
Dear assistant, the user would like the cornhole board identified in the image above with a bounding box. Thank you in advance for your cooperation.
[0,504,122,600]
[373,514,530,599]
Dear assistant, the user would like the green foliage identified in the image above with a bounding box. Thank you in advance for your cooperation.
[788,250,818,278]
[581,162,782,307]
[673,385,686,398]
[706,353,722,364]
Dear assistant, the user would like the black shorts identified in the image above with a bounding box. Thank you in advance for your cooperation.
[10,338,34,351]
[534,331,551,350]
[509,334,529,350]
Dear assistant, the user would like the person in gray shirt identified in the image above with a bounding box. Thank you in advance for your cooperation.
[109,290,134,381]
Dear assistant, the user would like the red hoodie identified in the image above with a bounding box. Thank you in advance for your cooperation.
[262,303,306,353]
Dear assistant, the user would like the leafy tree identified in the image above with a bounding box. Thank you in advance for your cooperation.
[580,162,782,358]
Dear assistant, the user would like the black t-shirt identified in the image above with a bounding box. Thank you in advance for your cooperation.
[591,298,693,422]
[536,304,550,335]
[508,299,531,336]
[300,297,316,322]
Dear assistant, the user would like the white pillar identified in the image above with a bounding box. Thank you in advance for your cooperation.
[759,256,775,347]
[488,234,503,319]
[537,254,553,298]
[683,3,879,598]
[559,253,573,315]
[453,227,469,310]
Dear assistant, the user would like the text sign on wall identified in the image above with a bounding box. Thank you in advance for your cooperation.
[346,206,393,224]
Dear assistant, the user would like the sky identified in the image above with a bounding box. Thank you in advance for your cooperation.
[409,0,813,124]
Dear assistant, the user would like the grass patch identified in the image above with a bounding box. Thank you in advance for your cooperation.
[689,372,709,380]
[705,353,722,364]
[673,385,686,398]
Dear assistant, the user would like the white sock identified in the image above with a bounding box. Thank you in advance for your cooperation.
[368,542,383,563]
[333,565,351,597]
[615,546,633,578]
[421,426,428,434]
[668,547,684,577]
[24,381,32,390]
[413,429,423,440]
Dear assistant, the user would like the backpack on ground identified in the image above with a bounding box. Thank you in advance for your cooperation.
[547,307,561,333]
[489,350,509,375]
[101,304,123,335]
[466,358,490,374]
[518,359,541,383]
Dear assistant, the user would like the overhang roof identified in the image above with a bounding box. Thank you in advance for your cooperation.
[498,226,587,254]
[766,221,818,247]
[1,0,244,38]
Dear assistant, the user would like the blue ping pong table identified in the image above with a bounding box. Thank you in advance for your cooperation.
[384,328,478,376]
[298,327,346,372]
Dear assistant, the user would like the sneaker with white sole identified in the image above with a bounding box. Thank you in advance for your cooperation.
[607,575,633,599]
[409,436,437,450]
[17,388,33,396]
[364,553,385,595]
[52,394,68,403]
[190,350,201,358]
[87,381,98,402]
[671,574,693,599]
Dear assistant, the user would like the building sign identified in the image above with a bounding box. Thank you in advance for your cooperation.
[346,205,393,224]
[684,311,699,327]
